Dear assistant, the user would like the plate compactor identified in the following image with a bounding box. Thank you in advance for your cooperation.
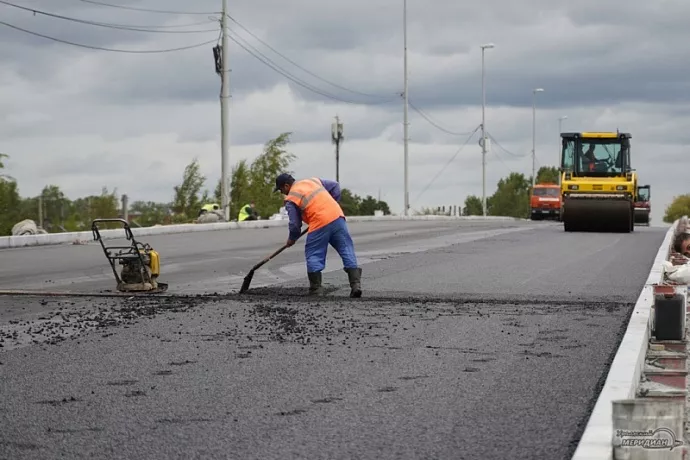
[92,218,168,293]
[559,131,639,233]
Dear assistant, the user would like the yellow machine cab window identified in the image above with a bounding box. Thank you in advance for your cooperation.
[560,132,631,177]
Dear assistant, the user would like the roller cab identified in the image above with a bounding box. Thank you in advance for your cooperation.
[560,131,636,233]
[634,185,651,226]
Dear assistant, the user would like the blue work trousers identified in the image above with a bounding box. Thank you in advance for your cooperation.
[305,217,358,273]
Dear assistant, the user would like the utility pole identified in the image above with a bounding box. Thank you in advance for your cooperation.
[121,194,129,222]
[220,0,230,221]
[532,88,544,188]
[402,0,409,216]
[331,115,344,183]
[480,43,494,217]
[557,115,567,186]
[38,194,43,228]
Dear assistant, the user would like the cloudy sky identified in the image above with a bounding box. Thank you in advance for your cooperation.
[1,0,688,224]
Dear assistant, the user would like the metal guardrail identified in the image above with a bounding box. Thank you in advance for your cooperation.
[571,217,684,459]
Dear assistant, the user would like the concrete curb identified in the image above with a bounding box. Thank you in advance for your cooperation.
[571,218,679,460]
[0,215,527,249]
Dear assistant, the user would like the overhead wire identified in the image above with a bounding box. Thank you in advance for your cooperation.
[3,0,493,121]
[484,131,536,179]
[225,27,396,106]
[408,100,475,136]
[413,124,481,202]
[226,14,397,102]
[489,147,513,173]
[0,19,219,53]
[74,0,218,15]
[2,1,400,105]
[486,132,529,158]
[0,0,218,33]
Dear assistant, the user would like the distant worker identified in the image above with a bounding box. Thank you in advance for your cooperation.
[238,202,258,221]
[273,173,362,298]
[198,203,220,217]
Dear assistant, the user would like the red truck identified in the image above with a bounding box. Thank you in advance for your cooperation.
[530,183,562,221]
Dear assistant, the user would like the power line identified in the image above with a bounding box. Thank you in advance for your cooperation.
[226,29,381,105]
[534,154,542,170]
[414,124,481,202]
[227,14,397,102]
[0,20,219,53]
[486,132,529,157]
[490,148,512,173]
[74,0,218,15]
[0,0,218,33]
[226,28,395,106]
[408,100,476,136]
[2,5,394,104]
[104,19,217,29]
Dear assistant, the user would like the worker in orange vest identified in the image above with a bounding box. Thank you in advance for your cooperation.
[583,145,596,172]
[274,173,362,298]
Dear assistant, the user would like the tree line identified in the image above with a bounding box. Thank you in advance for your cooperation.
[14,135,680,234]
[0,133,391,236]
[465,166,560,217]
[663,195,690,224]
[417,166,561,218]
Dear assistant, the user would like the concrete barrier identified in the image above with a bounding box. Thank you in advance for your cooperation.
[0,215,527,249]
[571,217,682,460]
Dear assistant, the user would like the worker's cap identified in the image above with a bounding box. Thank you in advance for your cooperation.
[273,173,295,192]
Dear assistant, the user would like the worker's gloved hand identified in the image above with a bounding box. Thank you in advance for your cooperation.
[286,240,295,247]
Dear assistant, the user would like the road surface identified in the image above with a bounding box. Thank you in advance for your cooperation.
[0,219,668,459]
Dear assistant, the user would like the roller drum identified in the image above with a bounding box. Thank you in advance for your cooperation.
[634,208,650,225]
[563,197,632,233]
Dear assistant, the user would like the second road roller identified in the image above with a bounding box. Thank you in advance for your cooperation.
[559,131,639,233]
[634,184,651,226]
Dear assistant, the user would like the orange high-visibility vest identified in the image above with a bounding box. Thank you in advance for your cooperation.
[284,177,344,233]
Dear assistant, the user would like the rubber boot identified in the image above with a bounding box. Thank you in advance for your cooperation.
[344,267,362,298]
[307,272,324,296]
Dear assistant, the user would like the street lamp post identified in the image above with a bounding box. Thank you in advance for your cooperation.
[557,115,567,185]
[220,0,230,221]
[402,0,409,216]
[532,88,544,188]
[331,115,344,183]
[558,115,567,134]
[480,43,494,217]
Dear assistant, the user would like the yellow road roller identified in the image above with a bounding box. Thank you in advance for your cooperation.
[560,131,637,233]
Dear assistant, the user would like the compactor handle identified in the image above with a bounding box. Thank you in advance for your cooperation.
[91,218,134,241]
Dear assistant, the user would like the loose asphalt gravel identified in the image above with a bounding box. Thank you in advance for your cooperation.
[0,219,670,460]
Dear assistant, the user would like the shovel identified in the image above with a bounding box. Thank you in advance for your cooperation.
[238,227,308,293]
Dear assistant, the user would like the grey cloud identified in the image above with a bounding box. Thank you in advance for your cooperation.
[264,22,371,53]
[2,0,690,215]
[37,150,129,177]
[85,37,400,110]
[81,40,276,105]
[18,0,681,117]
[0,2,197,47]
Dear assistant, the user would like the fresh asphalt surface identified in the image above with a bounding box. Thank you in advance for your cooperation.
[0,219,669,459]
